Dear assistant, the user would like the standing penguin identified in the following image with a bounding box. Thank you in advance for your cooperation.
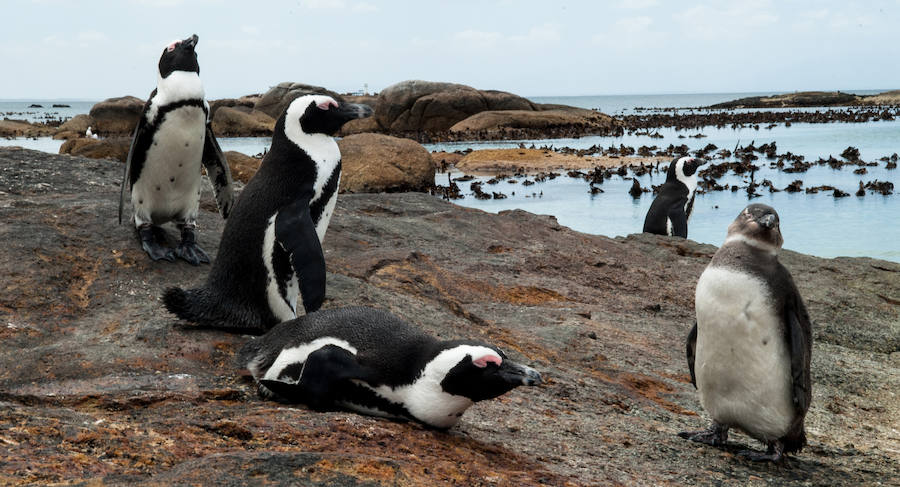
[163,94,372,333]
[119,34,234,265]
[238,306,543,429]
[680,204,812,462]
[642,156,706,238]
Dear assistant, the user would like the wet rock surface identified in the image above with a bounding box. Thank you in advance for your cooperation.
[1,147,898,485]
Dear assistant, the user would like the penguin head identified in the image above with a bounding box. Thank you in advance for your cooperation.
[284,94,374,138]
[436,342,542,403]
[158,34,200,79]
[667,156,706,186]
[727,203,784,251]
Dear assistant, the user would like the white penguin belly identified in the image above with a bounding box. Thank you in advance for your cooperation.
[132,106,206,225]
[314,186,339,242]
[262,214,300,322]
[694,266,795,440]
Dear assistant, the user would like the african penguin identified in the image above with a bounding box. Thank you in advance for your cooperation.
[163,94,372,333]
[680,204,812,462]
[118,34,234,265]
[237,306,543,429]
[642,156,706,238]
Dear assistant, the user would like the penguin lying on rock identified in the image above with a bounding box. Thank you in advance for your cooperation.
[238,306,543,429]
[163,94,372,333]
[119,34,234,265]
[643,156,706,238]
[680,204,812,462]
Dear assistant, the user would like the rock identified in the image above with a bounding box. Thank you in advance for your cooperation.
[0,120,55,138]
[88,96,144,135]
[449,109,619,134]
[374,80,536,133]
[709,91,860,109]
[338,133,435,193]
[53,114,93,140]
[453,149,654,173]
[59,137,131,162]
[254,82,344,119]
[225,150,262,183]
[208,95,261,119]
[1,147,898,485]
[857,89,900,106]
[210,107,275,136]
[337,115,381,136]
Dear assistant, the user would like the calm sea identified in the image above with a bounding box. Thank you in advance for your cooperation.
[1,93,897,262]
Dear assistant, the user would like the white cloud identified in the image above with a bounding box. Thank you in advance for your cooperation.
[673,1,779,39]
[591,16,662,48]
[454,29,503,46]
[454,24,561,48]
[510,24,561,43]
[241,25,260,36]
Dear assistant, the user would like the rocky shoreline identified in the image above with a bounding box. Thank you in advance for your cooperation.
[1,147,897,485]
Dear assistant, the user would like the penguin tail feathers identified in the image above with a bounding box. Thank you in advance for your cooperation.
[162,286,269,335]
[782,423,807,454]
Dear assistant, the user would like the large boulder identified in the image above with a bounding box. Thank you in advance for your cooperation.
[211,106,275,136]
[208,95,261,119]
[59,137,131,162]
[88,96,144,135]
[374,80,536,133]
[337,133,434,193]
[254,82,344,119]
[54,114,93,140]
[338,116,381,136]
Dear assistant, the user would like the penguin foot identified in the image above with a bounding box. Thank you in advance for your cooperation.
[139,226,175,262]
[678,422,729,446]
[175,226,210,265]
[738,442,785,462]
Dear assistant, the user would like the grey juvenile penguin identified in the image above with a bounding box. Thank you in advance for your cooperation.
[680,203,812,462]
[238,306,543,429]
[119,34,234,265]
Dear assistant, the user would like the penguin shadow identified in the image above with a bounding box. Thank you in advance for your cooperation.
[684,437,856,478]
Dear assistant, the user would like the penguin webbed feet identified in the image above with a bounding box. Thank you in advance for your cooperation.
[175,226,210,266]
[138,225,176,262]
[738,441,786,463]
[678,422,729,447]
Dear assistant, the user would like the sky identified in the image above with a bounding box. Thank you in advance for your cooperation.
[3,0,900,100]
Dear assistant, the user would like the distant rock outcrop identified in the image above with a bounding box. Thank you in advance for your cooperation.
[53,114,93,140]
[709,91,860,109]
[374,80,536,132]
[337,133,435,193]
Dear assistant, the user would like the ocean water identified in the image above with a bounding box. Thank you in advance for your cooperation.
[0,100,96,124]
[2,93,897,261]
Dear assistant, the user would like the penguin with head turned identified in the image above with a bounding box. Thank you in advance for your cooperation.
[237,306,543,429]
[119,34,234,265]
[643,156,706,238]
[680,203,812,462]
[163,94,372,334]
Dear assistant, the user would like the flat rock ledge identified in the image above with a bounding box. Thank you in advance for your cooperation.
[0,147,897,485]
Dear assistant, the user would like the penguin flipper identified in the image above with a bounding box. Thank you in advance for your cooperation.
[785,295,813,413]
[260,345,371,410]
[275,197,326,314]
[202,124,234,219]
[686,320,698,388]
[118,115,145,225]
[668,201,689,238]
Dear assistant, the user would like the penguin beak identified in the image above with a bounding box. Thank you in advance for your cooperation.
[182,34,198,50]
[334,102,374,123]
[498,361,542,386]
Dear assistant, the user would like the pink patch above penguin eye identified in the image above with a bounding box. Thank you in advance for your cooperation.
[317,100,338,110]
[473,355,502,368]
[167,42,178,52]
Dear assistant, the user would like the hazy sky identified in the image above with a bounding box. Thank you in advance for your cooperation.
[4,0,899,99]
